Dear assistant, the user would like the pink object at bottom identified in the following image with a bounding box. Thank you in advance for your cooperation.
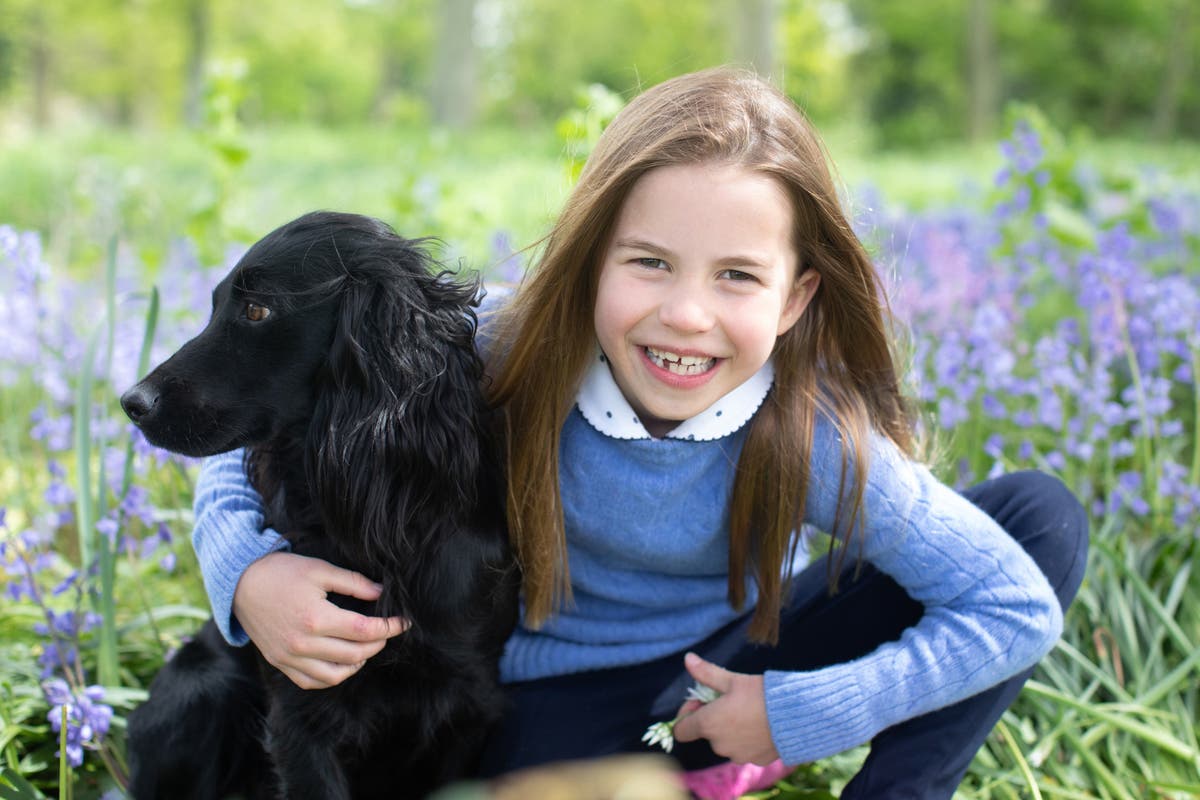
[680,759,791,800]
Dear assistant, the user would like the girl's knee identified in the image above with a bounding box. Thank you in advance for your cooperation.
[998,470,1089,606]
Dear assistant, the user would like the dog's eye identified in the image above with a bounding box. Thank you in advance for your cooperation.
[245,303,272,322]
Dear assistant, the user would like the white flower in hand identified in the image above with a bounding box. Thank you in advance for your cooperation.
[642,682,722,753]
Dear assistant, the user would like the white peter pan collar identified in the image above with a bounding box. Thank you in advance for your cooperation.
[576,349,774,441]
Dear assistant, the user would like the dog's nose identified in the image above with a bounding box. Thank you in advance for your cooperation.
[120,384,160,424]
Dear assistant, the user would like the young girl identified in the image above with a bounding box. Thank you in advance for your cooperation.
[192,68,1088,798]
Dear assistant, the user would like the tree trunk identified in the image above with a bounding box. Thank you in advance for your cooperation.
[733,0,778,81]
[430,0,477,129]
[183,0,210,128]
[967,0,997,141]
[29,4,50,129]
[1152,0,1193,140]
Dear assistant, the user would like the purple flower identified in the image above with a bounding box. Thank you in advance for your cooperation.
[29,408,72,451]
[43,680,114,768]
[998,121,1045,176]
[37,641,80,679]
[983,434,1004,458]
[95,517,119,544]
[490,230,525,284]
[119,485,156,526]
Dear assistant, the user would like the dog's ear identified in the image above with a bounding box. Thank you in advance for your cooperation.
[309,244,487,575]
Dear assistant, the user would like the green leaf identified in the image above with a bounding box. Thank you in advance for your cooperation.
[0,768,48,800]
[1045,201,1097,250]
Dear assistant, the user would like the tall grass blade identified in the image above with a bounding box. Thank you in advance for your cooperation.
[995,720,1043,800]
[95,238,121,688]
[58,706,69,800]
[0,768,49,800]
[120,286,159,497]
[1024,681,1196,761]
[73,327,101,579]
[1061,727,1136,800]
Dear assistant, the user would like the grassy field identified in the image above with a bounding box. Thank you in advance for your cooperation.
[1,114,1199,799]
[4,117,1195,276]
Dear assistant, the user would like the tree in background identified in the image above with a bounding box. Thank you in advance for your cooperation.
[848,0,1199,147]
[0,0,1194,141]
[182,0,212,128]
[778,0,856,124]
[430,0,477,128]
[966,0,997,142]
[734,0,778,79]
[497,0,726,119]
[1152,0,1194,140]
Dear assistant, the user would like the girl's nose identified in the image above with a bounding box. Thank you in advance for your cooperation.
[657,285,715,333]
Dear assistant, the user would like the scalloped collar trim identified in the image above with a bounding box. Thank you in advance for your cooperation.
[576,349,774,441]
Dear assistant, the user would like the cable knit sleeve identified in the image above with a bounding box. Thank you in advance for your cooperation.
[191,449,288,645]
[761,417,1063,766]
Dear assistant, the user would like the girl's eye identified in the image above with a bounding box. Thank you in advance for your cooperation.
[245,303,271,322]
[636,257,667,270]
[719,269,756,282]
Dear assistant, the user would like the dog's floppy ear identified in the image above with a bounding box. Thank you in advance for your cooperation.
[309,240,487,581]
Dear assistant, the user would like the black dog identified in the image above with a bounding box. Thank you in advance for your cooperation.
[120,211,519,800]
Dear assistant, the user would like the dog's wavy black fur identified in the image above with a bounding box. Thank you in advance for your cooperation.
[120,211,519,800]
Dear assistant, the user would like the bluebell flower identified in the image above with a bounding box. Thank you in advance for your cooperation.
[43,680,113,768]
[95,517,119,544]
[490,230,525,284]
[983,434,1004,459]
[1109,440,1137,459]
[37,641,80,679]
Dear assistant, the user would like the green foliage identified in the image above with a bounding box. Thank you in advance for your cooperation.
[847,0,1200,146]
[778,0,853,123]
[186,58,252,264]
[980,532,1200,798]
[846,0,970,146]
[500,0,727,120]
[555,83,626,183]
[2,0,1197,141]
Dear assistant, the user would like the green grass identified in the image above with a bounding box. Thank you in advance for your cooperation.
[0,124,570,275]
[4,121,1197,279]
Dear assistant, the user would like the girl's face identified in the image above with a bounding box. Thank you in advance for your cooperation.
[595,163,819,438]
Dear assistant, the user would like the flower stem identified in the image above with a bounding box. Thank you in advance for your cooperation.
[59,705,71,800]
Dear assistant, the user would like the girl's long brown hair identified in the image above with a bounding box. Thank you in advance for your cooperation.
[486,68,916,642]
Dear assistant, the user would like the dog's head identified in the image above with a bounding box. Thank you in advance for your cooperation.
[120,211,479,459]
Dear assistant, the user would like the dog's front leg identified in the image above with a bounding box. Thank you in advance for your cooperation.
[127,620,270,800]
[265,690,353,800]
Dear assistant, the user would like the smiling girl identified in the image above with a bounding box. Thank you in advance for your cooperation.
[193,68,1088,798]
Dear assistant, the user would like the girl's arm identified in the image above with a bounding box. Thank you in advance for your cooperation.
[192,451,406,689]
[191,449,287,643]
[761,418,1063,766]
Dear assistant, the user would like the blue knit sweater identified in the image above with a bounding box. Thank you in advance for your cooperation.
[191,346,1062,766]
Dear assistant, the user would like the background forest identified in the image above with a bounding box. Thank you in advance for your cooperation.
[2,0,1197,139]
[1,1,1199,799]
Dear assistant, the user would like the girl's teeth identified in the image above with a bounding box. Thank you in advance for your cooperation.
[645,347,715,375]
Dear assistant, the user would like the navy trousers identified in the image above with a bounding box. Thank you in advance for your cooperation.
[478,471,1089,799]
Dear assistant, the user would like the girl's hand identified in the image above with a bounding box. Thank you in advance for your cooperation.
[233,551,409,690]
[670,652,780,766]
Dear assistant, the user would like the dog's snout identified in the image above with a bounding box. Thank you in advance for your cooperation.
[120,383,160,424]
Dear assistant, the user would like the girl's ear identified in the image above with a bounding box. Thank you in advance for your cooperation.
[777,268,820,336]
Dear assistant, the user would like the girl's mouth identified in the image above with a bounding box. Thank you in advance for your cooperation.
[644,346,717,376]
